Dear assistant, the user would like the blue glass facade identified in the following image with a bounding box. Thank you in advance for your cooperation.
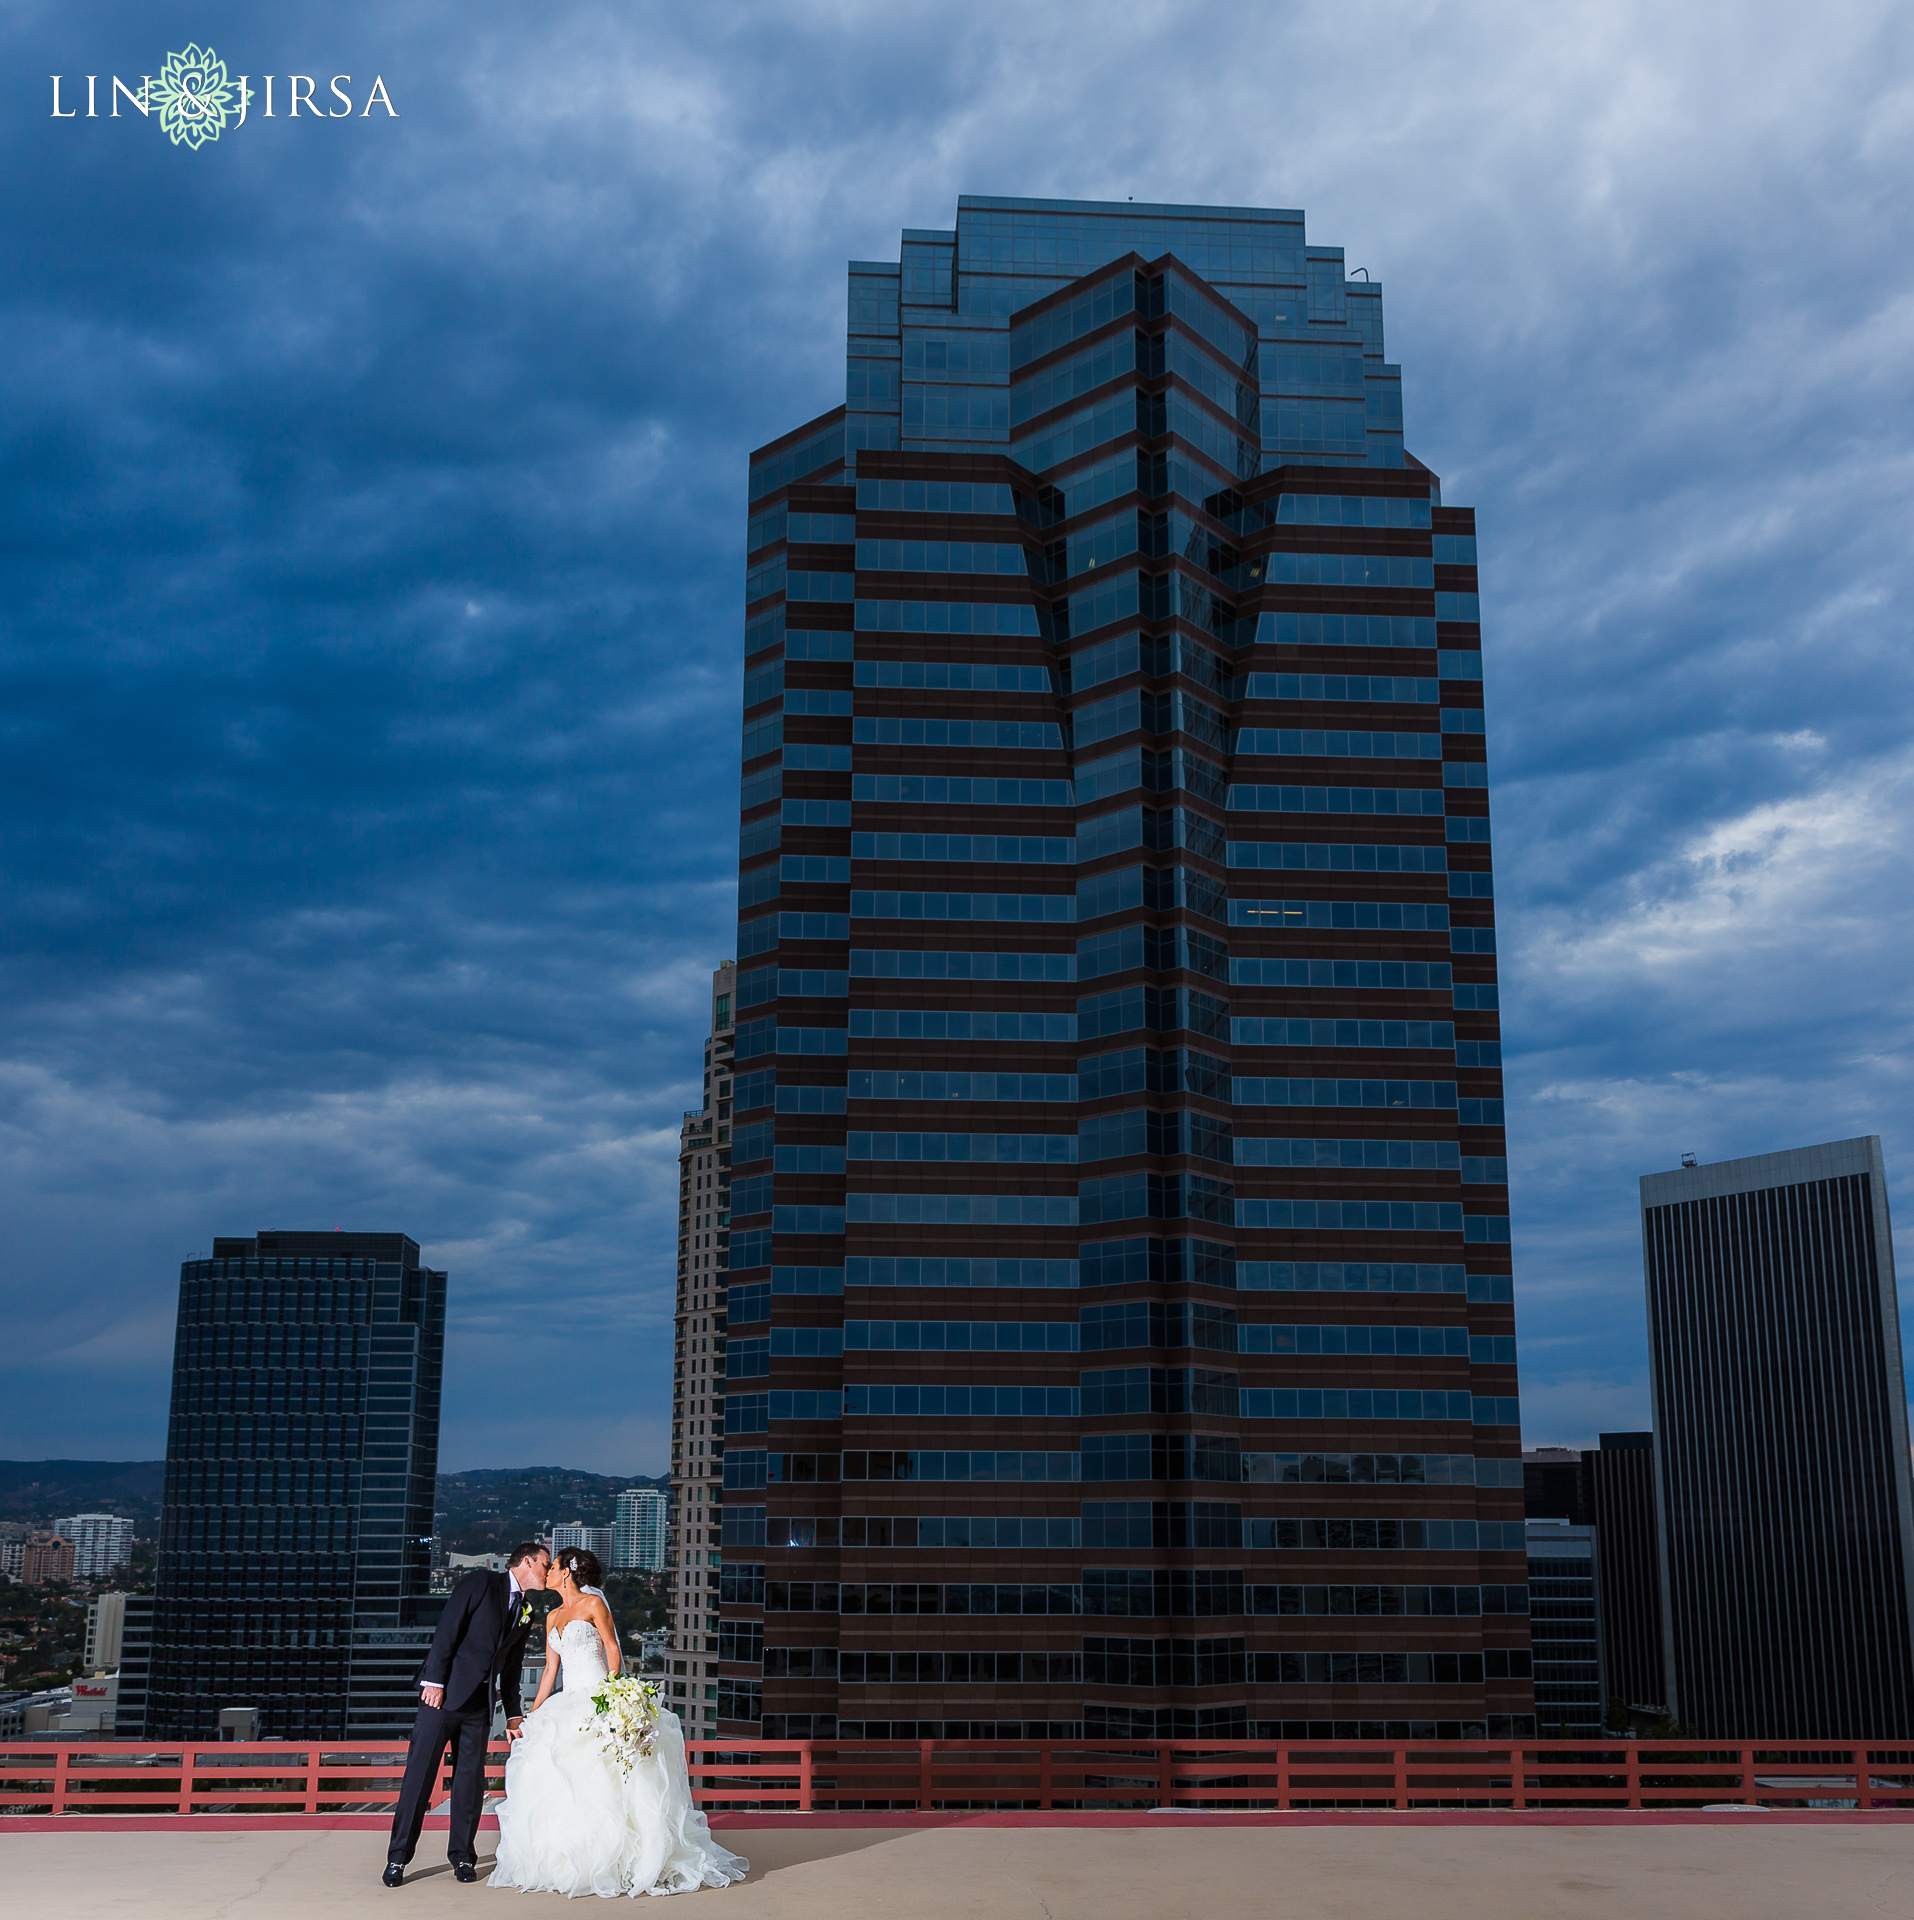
[715,195,1528,1742]
[141,1231,446,1739]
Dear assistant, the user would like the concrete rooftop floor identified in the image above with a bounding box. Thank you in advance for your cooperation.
[7,1820,1914,1920]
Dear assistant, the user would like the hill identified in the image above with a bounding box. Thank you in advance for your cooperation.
[0,1461,165,1532]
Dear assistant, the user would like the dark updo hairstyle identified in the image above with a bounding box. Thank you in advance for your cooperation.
[556,1547,603,1589]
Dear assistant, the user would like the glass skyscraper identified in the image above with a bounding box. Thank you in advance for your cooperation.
[717,195,1529,1742]
[139,1230,447,1740]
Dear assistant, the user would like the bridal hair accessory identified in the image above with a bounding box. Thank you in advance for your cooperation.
[589,1674,663,1773]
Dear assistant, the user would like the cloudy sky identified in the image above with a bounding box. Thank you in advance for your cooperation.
[2,0,1911,1474]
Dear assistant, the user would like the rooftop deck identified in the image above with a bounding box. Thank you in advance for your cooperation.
[8,1817,1914,1919]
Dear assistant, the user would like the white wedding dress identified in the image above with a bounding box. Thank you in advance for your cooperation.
[490,1611,748,1898]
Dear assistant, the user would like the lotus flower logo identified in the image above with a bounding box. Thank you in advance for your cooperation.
[151,44,243,148]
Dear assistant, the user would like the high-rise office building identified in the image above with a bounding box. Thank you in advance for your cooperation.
[57,1513,137,1581]
[667,965,738,1732]
[713,194,1529,1743]
[615,1488,669,1572]
[1583,1432,1664,1712]
[140,1231,447,1740]
[1524,1519,1604,1736]
[1643,1138,1914,1736]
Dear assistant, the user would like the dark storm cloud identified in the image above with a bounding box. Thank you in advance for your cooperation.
[3,0,1912,1467]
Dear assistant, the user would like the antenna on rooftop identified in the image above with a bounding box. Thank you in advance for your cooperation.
[1681,1152,1698,1169]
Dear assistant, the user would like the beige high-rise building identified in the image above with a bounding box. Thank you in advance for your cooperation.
[664,962,735,1732]
[84,1590,128,1671]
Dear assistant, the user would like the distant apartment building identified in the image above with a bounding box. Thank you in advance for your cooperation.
[668,963,737,1733]
[22,1535,76,1587]
[615,1488,669,1573]
[142,1230,448,1740]
[1643,1137,1914,1736]
[84,1591,128,1671]
[57,1513,137,1581]
[0,1541,24,1581]
[552,1523,615,1563]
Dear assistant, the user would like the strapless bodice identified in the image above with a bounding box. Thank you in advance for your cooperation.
[553,1617,609,1687]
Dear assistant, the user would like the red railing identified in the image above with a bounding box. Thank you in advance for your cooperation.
[688,1739,1914,1812]
[0,1740,509,1818]
[3,1739,1913,1816]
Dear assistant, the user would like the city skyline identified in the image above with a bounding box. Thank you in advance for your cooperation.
[5,5,1914,1477]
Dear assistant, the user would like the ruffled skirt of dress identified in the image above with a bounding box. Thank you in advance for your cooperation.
[490,1696,748,1898]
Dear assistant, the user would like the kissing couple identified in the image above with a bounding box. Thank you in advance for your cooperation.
[384,1540,747,1897]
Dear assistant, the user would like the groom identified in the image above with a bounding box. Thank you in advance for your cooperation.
[383,1539,551,1887]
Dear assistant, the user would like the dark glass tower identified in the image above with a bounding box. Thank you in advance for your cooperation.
[142,1230,447,1740]
[1643,1137,1914,1737]
[719,195,1529,1743]
[1583,1432,1665,1713]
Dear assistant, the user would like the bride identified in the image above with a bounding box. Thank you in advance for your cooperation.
[490,1548,748,1898]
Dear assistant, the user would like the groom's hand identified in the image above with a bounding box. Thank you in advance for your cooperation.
[506,1717,525,1742]
[420,1684,445,1710]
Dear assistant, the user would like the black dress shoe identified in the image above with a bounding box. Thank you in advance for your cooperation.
[382,1865,405,1888]
[453,1863,478,1883]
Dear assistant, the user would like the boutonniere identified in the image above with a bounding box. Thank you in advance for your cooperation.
[517,1603,532,1627]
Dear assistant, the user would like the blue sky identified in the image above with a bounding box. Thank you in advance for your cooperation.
[3,1,1912,1474]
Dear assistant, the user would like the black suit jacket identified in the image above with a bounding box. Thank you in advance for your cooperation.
[416,1570,537,1719]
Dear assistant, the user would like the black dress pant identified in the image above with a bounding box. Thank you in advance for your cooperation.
[388,1695,493,1866]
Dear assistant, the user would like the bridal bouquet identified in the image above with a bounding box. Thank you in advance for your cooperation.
[588,1673,664,1774]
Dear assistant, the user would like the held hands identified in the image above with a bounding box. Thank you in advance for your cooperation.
[506,1717,525,1742]
[420,1684,446,1710]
